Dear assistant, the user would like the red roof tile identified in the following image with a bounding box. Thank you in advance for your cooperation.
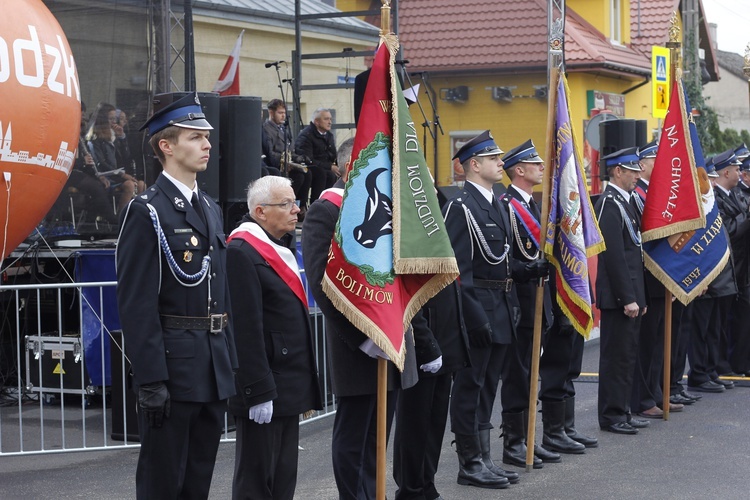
[629,0,719,80]
[398,0,649,77]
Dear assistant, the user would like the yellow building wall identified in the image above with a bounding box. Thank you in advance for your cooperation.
[414,69,660,187]
[568,0,631,43]
[193,15,376,144]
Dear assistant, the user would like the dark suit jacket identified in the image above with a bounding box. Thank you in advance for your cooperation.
[226,221,322,417]
[116,173,237,402]
[421,282,470,376]
[715,186,750,287]
[295,123,337,171]
[443,182,519,344]
[594,185,646,310]
[301,184,440,397]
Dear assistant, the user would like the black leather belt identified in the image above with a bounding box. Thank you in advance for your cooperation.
[160,313,228,334]
[474,278,514,292]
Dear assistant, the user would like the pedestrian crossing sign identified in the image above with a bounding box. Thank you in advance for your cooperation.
[652,46,671,118]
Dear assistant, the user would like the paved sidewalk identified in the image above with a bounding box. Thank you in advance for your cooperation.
[1,340,749,499]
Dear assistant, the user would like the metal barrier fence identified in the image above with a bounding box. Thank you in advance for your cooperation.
[0,277,336,457]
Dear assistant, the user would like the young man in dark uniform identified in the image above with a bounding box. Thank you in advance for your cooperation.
[116,93,238,499]
[594,147,650,435]
[444,131,536,489]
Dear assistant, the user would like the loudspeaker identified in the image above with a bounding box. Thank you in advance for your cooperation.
[151,92,221,200]
[635,119,648,148]
[599,119,636,178]
[599,118,636,158]
[219,96,263,203]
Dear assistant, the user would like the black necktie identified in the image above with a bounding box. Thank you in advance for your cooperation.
[529,198,541,221]
[191,192,208,229]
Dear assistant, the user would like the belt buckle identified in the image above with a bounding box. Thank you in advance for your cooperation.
[504,279,513,292]
[210,314,224,334]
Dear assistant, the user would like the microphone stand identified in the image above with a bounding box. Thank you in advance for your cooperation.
[270,63,290,177]
[398,63,435,152]
[417,71,444,183]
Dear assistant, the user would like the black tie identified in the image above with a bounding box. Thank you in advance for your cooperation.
[192,192,208,229]
[529,198,541,221]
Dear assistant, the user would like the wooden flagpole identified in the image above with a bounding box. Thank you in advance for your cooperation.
[662,12,681,421]
[526,1,564,472]
[377,4,391,499]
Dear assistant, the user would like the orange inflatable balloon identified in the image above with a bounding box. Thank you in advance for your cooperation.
[0,0,81,260]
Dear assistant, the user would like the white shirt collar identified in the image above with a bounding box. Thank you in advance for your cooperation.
[715,184,731,196]
[609,182,631,201]
[467,180,495,204]
[508,184,532,204]
[162,170,199,205]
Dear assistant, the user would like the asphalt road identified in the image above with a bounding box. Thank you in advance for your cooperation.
[1,339,749,499]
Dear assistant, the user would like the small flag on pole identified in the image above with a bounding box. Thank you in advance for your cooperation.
[212,31,244,96]
[544,72,606,339]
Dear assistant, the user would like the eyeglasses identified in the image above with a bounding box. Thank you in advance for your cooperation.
[260,200,297,211]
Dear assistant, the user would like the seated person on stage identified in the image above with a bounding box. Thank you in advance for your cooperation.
[85,102,146,211]
[262,99,310,209]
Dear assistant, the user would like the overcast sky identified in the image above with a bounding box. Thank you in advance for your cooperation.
[702,0,750,56]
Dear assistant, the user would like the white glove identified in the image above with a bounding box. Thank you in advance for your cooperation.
[420,356,443,374]
[248,400,273,424]
[359,339,390,360]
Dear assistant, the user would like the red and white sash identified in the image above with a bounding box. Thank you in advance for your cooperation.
[228,222,308,307]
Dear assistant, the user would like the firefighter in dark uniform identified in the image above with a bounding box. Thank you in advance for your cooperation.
[499,139,587,460]
[116,92,238,499]
[594,147,650,435]
[444,131,545,489]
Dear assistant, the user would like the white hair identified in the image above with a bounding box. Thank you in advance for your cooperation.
[311,108,330,123]
[246,176,293,210]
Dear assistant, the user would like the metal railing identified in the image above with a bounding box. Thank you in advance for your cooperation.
[0,275,335,457]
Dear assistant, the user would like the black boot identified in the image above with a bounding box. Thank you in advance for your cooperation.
[542,401,586,454]
[478,429,519,484]
[534,444,562,463]
[564,396,598,448]
[454,434,509,489]
[501,412,543,469]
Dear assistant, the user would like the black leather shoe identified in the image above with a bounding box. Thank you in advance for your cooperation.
[714,378,735,389]
[602,422,638,435]
[680,389,701,401]
[670,394,695,405]
[628,418,650,428]
[688,381,725,393]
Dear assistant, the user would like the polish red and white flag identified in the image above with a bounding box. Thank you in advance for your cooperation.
[212,30,244,96]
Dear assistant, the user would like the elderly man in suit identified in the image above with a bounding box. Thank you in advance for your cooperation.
[116,93,238,499]
[226,176,322,500]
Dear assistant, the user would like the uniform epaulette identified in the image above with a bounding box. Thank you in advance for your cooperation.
[133,186,159,204]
